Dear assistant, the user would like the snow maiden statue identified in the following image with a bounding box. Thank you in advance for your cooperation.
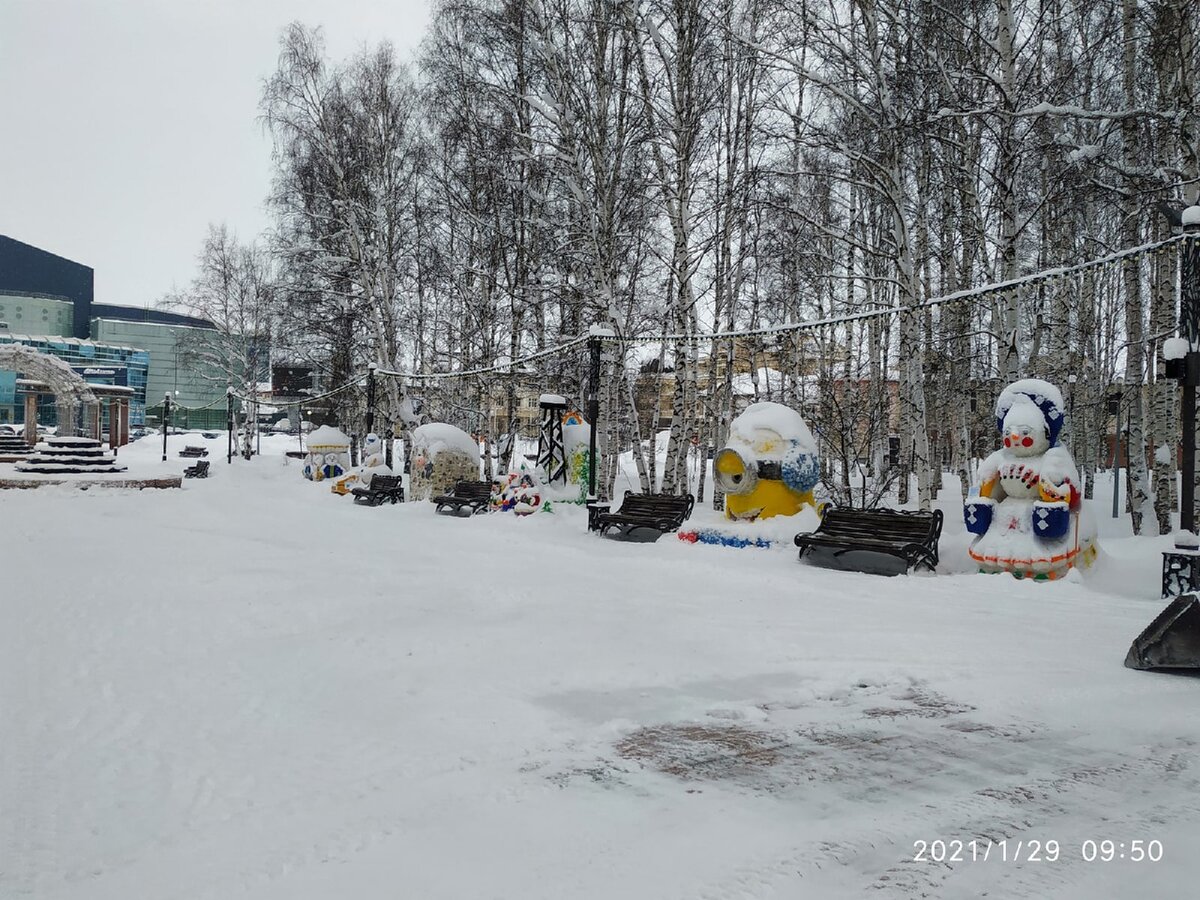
[964,379,1097,579]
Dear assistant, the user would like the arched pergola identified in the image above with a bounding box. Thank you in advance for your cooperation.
[0,344,98,440]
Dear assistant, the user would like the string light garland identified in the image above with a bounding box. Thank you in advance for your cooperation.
[221,234,1195,400]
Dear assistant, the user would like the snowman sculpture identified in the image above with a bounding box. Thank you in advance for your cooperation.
[330,432,393,495]
[964,379,1097,579]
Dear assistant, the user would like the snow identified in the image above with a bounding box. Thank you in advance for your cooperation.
[4,442,1200,898]
[410,422,479,460]
[1182,205,1200,227]
[538,393,567,405]
[305,425,350,448]
[1163,336,1189,360]
[727,401,817,455]
[562,421,591,454]
[1155,445,1174,465]
[994,378,1065,422]
[730,366,784,397]
[1172,530,1199,550]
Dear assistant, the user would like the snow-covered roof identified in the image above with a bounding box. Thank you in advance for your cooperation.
[538,393,567,406]
[0,333,144,353]
[411,422,479,459]
[306,425,350,448]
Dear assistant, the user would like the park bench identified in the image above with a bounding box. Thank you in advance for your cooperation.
[179,445,209,458]
[590,491,695,542]
[433,480,494,516]
[352,474,405,506]
[794,504,943,575]
[183,459,210,479]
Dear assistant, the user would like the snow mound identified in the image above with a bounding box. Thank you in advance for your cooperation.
[728,402,817,457]
[1163,337,1190,361]
[411,423,479,460]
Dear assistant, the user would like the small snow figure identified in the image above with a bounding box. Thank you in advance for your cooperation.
[302,425,351,482]
[331,432,393,495]
[964,379,1097,579]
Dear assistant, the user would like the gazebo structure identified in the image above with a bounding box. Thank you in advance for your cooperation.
[0,344,131,447]
[16,379,132,447]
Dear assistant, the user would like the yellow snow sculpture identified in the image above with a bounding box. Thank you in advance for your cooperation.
[714,402,820,521]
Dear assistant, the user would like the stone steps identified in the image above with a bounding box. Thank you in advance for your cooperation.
[15,436,127,475]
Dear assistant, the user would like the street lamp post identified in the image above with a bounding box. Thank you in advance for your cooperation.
[1108,392,1121,519]
[1067,374,1077,462]
[1174,206,1200,536]
[1161,206,1200,535]
[226,387,234,464]
[161,392,171,462]
[365,363,377,437]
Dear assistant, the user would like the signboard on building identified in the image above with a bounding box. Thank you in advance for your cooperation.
[72,365,127,386]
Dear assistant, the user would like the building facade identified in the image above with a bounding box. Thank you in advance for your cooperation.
[0,292,75,337]
[0,333,150,426]
[1,235,240,429]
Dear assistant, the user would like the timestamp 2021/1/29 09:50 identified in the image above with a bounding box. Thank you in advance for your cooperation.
[912,838,1164,863]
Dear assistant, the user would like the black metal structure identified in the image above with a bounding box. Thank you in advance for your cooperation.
[794,505,944,575]
[536,395,568,485]
[365,363,376,436]
[226,389,234,464]
[161,393,170,461]
[1125,594,1200,671]
[587,337,601,498]
[1180,224,1200,534]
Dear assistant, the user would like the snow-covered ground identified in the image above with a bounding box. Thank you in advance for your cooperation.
[3,434,1199,898]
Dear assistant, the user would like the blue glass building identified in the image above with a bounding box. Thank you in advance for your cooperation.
[0,333,151,426]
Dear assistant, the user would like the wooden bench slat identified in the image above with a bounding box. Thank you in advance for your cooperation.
[591,490,694,538]
[352,474,404,506]
[434,480,494,515]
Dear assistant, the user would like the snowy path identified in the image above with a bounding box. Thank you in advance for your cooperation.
[3,437,1199,898]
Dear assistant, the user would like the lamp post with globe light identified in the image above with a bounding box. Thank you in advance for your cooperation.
[1163,204,1200,538]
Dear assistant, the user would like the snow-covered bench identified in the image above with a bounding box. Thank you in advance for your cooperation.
[352,474,405,506]
[179,445,209,458]
[433,480,493,516]
[794,505,943,575]
[183,459,210,479]
[590,491,695,542]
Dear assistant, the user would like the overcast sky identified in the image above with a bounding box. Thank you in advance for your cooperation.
[0,0,430,307]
